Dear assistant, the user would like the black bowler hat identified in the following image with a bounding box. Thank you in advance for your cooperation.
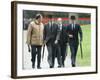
[70,15,76,20]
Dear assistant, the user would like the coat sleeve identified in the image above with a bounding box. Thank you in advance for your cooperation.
[66,25,70,38]
[26,22,33,45]
[78,25,83,41]
[63,26,69,43]
[66,25,70,35]
[43,25,46,41]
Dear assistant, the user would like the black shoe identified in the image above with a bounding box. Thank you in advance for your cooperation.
[62,64,65,67]
[37,67,41,69]
[72,64,76,67]
[50,66,53,68]
[32,64,35,69]
[58,65,61,68]
[37,66,41,69]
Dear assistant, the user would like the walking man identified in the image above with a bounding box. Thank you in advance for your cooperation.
[26,14,44,69]
[44,15,62,68]
[67,15,83,67]
[57,18,68,67]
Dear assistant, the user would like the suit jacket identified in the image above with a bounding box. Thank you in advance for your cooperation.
[67,24,82,44]
[57,25,68,45]
[44,22,59,45]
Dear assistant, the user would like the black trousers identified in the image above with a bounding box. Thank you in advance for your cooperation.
[52,44,62,67]
[69,41,78,66]
[47,43,53,67]
[60,44,67,66]
[31,45,42,67]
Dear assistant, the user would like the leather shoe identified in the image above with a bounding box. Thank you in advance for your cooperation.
[58,65,61,68]
[50,66,53,68]
[37,66,41,69]
[72,64,76,67]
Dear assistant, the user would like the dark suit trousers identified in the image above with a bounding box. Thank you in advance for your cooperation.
[52,44,62,67]
[31,45,42,67]
[69,41,78,66]
[47,44,53,67]
[60,44,67,66]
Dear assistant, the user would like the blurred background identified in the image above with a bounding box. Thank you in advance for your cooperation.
[23,10,90,30]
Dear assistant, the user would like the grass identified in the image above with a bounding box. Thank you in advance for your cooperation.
[67,24,91,67]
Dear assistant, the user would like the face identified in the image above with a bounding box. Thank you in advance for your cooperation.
[71,19,76,24]
[57,18,62,24]
[37,16,43,23]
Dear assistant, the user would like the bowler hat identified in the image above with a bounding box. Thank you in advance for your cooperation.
[70,15,76,20]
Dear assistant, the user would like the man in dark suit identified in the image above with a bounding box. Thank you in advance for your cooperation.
[57,18,68,67]
[44,15,62,68]
[67,15,83,67]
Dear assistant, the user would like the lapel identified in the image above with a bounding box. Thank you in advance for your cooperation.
[74,24,76,30]
[69,24,73,31]
[71,24,76,31]
[48,22,53,33]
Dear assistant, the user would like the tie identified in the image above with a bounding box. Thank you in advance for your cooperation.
[72,24,75,30]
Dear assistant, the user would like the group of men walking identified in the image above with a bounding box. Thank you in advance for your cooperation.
[26,14,83,69]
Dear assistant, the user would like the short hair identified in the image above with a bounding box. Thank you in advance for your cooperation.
[70,15,76,20]
[35,14,42,19]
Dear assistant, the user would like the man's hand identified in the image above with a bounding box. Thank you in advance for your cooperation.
[28,45,31,52]
[54,40,58,44]
[69,34,73,38]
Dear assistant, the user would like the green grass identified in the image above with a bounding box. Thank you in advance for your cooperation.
[77,25,91,66]
[67,25,91,67]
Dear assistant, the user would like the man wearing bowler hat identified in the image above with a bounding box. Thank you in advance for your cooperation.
[67,15,83,67]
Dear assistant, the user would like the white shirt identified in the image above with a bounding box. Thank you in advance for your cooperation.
[59,24,62,30]
[72,24,75,30]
